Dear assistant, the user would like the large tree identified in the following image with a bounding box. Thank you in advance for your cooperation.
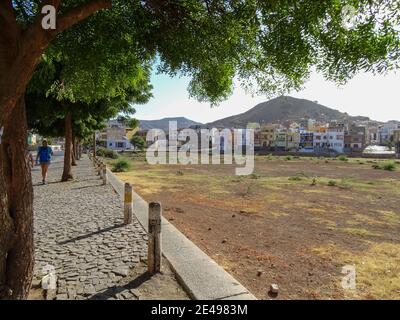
[1,0,400,299]
[26,50,152,181]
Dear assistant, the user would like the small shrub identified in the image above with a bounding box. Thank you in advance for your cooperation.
[328,180,337,186]
[111,158,130,172]
[382,162,396,171]
[176,170,184,176]
[249,173,260,179]
[97,148,119,159]
[285,156,293,161]
[371,162,396,171]
[311,177,317,186]
[338,155,348,161]
[289,176,302,181]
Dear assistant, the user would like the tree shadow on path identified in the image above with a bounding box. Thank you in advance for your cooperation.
[57,223,125,245]
[89,271,152,300]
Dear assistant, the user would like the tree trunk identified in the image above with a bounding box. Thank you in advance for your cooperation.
[0,0,112,300]
[62,112,73,181]
[0,97,34,299]
[71,134,77,166]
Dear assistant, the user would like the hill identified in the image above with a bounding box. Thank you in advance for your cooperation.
[139,117,202,131]
[206,96,370,128]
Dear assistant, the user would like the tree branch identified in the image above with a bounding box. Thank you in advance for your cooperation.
[55,0,112,34]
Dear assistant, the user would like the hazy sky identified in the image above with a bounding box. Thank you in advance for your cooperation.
[134,68,400,124]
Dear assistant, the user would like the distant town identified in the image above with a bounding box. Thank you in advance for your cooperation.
[28,116,400,159]
[27,95,400,159]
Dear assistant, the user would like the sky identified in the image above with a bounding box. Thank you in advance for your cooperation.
[133,68,400,124]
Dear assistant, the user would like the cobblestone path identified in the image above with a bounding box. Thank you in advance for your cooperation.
[31,155,187,300]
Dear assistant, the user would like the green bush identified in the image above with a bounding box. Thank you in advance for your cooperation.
[111,158,131,172]
[382,162,396,171]
[338,155,348,161]
[289,175,302,181]
[96,148,119,159]
[285,156,293,161]
[372,162,396,171]
[328,180,337,186]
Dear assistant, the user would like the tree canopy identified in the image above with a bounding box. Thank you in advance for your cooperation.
[12,0,400,106]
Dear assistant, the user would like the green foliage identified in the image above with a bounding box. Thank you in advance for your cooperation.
[338,155,348,161]
[130,134,146,151]
[382,162,396,171]
[285,156,293,161]
[289,175,302,181]
[328,180,337,187]
[111,158,131,172]
[18,0,400,106]
[372,162,396,171]
[311,177,317,186]
[96,148,119,159]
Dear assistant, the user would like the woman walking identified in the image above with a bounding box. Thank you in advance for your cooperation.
[36,140,53,184]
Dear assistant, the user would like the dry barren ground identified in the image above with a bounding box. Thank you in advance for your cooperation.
[112,155,400,300]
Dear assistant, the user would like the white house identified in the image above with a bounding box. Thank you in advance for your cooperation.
[97,120,136,150]
[326,123,345,153]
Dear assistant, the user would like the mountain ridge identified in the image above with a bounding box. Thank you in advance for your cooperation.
[205,96,371,128]
[139,117,202,131]
[139,96,376,131]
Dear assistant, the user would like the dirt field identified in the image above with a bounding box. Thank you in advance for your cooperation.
[113,154,400,300]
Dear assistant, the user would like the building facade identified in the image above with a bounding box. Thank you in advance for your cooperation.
[344,125,366,153]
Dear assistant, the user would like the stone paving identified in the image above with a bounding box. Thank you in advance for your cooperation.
[31,155,187,300]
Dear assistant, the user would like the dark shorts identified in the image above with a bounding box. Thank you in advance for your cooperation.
[40,161,51,165]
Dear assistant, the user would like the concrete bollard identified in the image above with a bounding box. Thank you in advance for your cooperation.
[102,165,107,185]
[124,183,133,225]
[99,163,103,179]
[96,160,101,175]
[148,202,162,275]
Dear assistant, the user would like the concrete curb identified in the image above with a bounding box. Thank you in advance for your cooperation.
[106,167,257,300]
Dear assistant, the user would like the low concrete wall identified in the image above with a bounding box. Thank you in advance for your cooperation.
[105,168,257,300]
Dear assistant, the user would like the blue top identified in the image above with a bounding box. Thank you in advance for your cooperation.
[38,146,53,163]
